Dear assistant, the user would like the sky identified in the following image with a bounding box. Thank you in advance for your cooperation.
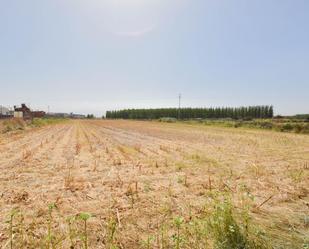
[0,0,308,116]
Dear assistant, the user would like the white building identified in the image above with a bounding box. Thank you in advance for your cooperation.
[0,106,10,115]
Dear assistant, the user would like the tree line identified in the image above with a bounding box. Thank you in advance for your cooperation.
[106,106,274,120]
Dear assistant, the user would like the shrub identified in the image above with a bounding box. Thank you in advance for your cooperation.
[280,123,294,132]
[293,124,303,133]
[234,122,243,128]
[243,117,253,121]
[301,123,309,134]
[159,117,177,123]
[259,121,273,129]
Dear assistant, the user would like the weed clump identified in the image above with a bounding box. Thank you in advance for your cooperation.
[209,198,269,249]
[2,118,25,133]
[139,197,271,249]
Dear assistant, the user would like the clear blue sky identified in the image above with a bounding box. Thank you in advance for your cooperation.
[0,0,308,116]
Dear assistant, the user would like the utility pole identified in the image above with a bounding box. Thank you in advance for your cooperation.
[178,93,181,120]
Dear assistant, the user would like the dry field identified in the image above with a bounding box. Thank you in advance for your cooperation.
[0,120,308,248]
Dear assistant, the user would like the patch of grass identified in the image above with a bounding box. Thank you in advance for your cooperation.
[181,119,309,134]
[143,181,154,193]
[0,118,66,133]
[46,203,57,249]
[1,197,299,248]
[177,174,189,187]
[188,153,219,168]
[31,118,67,127]
[106,216,118,249]
[1,118,25,133]
[117,144,137,155]
[175,161,186,171]
[141,197,271,249]
[289,168,306,183]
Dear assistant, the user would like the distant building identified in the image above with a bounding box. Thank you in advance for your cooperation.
[70,113,86,119]
[0,105,13,119]
[14,104,32,120]
[14,103,46,120]
[14,111,24,119]
[46,113,70,118]
[32,111,46,118]
[0,106,10,115]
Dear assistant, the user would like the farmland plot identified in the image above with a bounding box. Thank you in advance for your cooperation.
[0,120,308,248]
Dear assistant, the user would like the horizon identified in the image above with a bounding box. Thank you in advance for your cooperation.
[1,0,309,116]
[0,103,304,118]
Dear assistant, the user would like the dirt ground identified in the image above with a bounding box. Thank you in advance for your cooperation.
[0,120,308,248]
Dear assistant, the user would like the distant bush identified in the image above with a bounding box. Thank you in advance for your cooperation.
[234,122,243,128]
[259,121,273,129]
[159,117,177,123]
[293,124,303,133]
[293,123,309,134]
[303,124,309,133]
[183,118,309,134]
[292,114,309,120]
[243,117,253,121]
[280,123,294,132]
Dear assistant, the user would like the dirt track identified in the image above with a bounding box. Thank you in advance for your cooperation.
[0,120,308,247]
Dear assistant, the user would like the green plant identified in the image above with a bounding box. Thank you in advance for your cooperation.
[6,209,19,249]
[107,216,118,249]
[173,216,184,249]
[47,203,57,249]
[289,169,305,183]
[77,212,92,249]
[159,224,169,249]
[66,216,77,248]
[142,235,155,249]
[208,198,269,249]
[280,123,294,132]
[209,199,246,249]
[177,175,189,187]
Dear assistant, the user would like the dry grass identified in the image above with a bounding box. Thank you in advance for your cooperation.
[0,120,308,248]
[0,118,26,133]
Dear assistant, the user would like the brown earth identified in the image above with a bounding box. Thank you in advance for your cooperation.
[0,120,308,248]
